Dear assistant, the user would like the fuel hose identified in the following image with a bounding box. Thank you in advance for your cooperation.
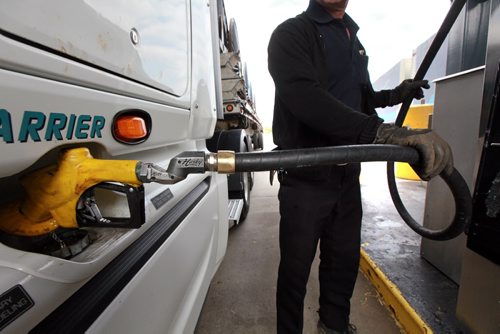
[228,144,471,241]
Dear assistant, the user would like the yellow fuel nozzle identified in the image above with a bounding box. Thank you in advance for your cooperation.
[0,147,230,237]
[0,148,142,237]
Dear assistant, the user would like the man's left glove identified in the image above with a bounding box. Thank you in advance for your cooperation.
[388,79,430,106]
[373,123,454,181]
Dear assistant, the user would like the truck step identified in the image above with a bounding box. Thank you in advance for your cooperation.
[228,199,244,225]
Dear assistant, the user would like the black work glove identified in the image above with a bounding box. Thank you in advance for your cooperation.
[373,123,454,181]
[388,79,430,106]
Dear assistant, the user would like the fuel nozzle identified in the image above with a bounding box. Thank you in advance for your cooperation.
[0,148,237,238]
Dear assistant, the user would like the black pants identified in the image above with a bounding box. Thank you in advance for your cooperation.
[276,164,362,333]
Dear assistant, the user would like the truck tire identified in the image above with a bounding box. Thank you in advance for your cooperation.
[245,134,255,192]
[252,132,264,151]
[206,129,251,223]
[206,131,222,153]
[238,169,251,222]
[257,132,264,150]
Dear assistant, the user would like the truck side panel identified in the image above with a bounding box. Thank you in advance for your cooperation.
[0,0,191,97]
[0,68,190,178]
[0,0,228,332]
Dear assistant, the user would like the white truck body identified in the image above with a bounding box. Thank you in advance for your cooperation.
[0,0,229,332]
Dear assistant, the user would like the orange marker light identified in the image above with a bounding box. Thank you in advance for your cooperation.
[114,116,148,141]
[226,104,234,112]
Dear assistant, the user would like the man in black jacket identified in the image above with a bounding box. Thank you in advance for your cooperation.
[268,1,453,333]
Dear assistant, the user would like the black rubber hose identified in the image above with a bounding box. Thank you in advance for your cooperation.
[386,0,470,239]
[234,144,472,240]
[235,145,418,171]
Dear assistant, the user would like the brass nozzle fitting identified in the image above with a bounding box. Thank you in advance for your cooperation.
[205,151,236,174]
[216,150,236,173]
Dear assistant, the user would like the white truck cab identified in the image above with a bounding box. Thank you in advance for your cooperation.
[0,0,229,332]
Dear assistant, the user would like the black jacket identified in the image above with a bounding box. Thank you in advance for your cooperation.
[268,12,388,150]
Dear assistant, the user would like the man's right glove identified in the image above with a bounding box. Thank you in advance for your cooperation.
[373,123,454,181]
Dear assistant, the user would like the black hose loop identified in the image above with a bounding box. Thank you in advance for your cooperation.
[387,163,472,240]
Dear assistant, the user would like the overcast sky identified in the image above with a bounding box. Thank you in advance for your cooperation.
[224,0,451,127]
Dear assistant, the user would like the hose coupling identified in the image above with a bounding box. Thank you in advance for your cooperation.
[205,151,235,173]
[214,150,236,174]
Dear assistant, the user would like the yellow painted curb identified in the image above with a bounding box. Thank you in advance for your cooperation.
[360,249,433,334]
